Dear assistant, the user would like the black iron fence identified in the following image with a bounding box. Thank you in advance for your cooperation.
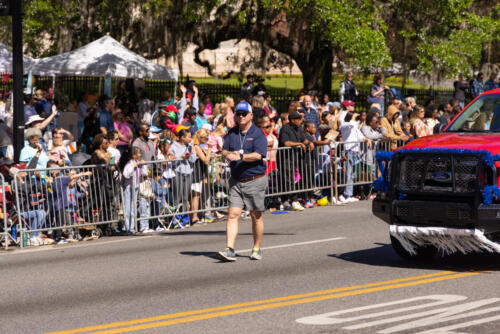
[0,75,457,113]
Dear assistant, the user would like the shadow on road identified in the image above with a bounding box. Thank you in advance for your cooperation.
[329,243,500,272]
[164,230,295,236]
[179,251,251,261]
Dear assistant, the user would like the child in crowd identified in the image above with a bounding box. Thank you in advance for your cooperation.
[122,147,147,234]
[49,137,71,166]
[65,175,87,239]
[151,165,168,231]
[401,121,414,143]
[208,124,226,154]
[47,161,92,243]
[139,168,154,233]
[304,121,332,208]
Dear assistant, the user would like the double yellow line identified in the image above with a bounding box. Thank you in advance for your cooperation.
[47,270,487,334]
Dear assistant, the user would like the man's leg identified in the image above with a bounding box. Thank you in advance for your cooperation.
[250,210,263,249]
[226,206,242,249]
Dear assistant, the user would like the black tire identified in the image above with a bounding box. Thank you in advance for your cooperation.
[390,235,437,261]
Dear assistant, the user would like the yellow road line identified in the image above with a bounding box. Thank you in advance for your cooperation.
[46,271,463,334]
[91,271,487,334]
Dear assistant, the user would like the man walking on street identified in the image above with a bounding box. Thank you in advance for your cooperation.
[217,101,268,262]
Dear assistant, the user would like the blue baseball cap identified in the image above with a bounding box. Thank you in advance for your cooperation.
[150,126,163,133]
[235,101,253,113]
[327,101,341,110]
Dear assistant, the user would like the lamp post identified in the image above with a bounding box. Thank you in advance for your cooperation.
[11,0,24,161]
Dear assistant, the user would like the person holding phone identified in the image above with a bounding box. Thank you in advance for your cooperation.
[339,111,371,203]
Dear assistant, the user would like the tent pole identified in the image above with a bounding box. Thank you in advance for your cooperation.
[12,0,24,161]
[98,77,102,96]
[51,75,55,99]
[173,79,177,101]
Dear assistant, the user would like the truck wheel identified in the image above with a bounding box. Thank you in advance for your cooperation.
[390,235,437,261]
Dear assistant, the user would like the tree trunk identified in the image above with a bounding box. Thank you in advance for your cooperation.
[297,48,333,94]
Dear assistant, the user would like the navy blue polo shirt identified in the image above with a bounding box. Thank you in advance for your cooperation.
[223,123,267,179]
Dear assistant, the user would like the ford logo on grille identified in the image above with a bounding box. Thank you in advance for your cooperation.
[430,171,452,182]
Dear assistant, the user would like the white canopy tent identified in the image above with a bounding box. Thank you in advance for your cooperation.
[31,35,178,81]
[0,43,37,74]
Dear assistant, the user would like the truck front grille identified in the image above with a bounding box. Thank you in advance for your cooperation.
[398,155,480,193]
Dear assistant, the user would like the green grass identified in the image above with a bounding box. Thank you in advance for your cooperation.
[190,74,433,91]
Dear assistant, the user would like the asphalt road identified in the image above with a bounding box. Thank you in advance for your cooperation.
[1,201,499,334]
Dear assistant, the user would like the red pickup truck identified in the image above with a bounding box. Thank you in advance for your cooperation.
[373,88,500,260]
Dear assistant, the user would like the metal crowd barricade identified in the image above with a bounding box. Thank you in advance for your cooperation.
[334,141,377,188]
[0,173,13,250]
[265,145,335,201]
[6,139,411,248]
[134,157,231,231]
[12,164,122,247]
[331,139,408,201]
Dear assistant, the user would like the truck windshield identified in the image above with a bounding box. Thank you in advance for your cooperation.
[446,94,500,132]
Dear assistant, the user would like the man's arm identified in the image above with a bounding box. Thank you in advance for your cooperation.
[222,150,240,162]
[193,85,199,112]
[71,171,93,180]
[35,105,58,130]
[241,152,262,162]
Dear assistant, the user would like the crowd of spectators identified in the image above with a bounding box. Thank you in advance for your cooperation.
[0,71,498,247]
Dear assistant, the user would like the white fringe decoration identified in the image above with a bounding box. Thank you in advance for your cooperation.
[389,225,500,255]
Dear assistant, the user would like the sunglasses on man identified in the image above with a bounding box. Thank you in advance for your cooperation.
[236,111,249,117]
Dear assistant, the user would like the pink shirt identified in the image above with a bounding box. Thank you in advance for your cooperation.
[226,108,235,128]
[114,121,131,146]
[205,103,213,116]
[208,134,223,154]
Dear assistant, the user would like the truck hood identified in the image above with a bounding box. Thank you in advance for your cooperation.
[402,133,500,155]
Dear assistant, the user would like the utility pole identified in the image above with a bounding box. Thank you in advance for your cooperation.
[11,0,24,161]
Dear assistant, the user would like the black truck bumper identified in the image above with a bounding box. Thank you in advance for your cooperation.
[373,197,500,234]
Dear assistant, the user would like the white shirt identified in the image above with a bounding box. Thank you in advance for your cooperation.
[47,139,73,155]
[340,120,364,152]
[107,147,121,165]
[123,160,148,188]
[338,110,348,126]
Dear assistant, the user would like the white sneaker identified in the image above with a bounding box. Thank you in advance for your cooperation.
[216,191,228,199]
[345,197,359,203]
[29,237,41,246]
[337,195,347,204]
[292,201,305,211]
[155,226,165,232]
[35,236,45,245]
[141,228,154,234]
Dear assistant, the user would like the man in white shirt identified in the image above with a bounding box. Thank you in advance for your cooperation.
[338,111,371,203]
